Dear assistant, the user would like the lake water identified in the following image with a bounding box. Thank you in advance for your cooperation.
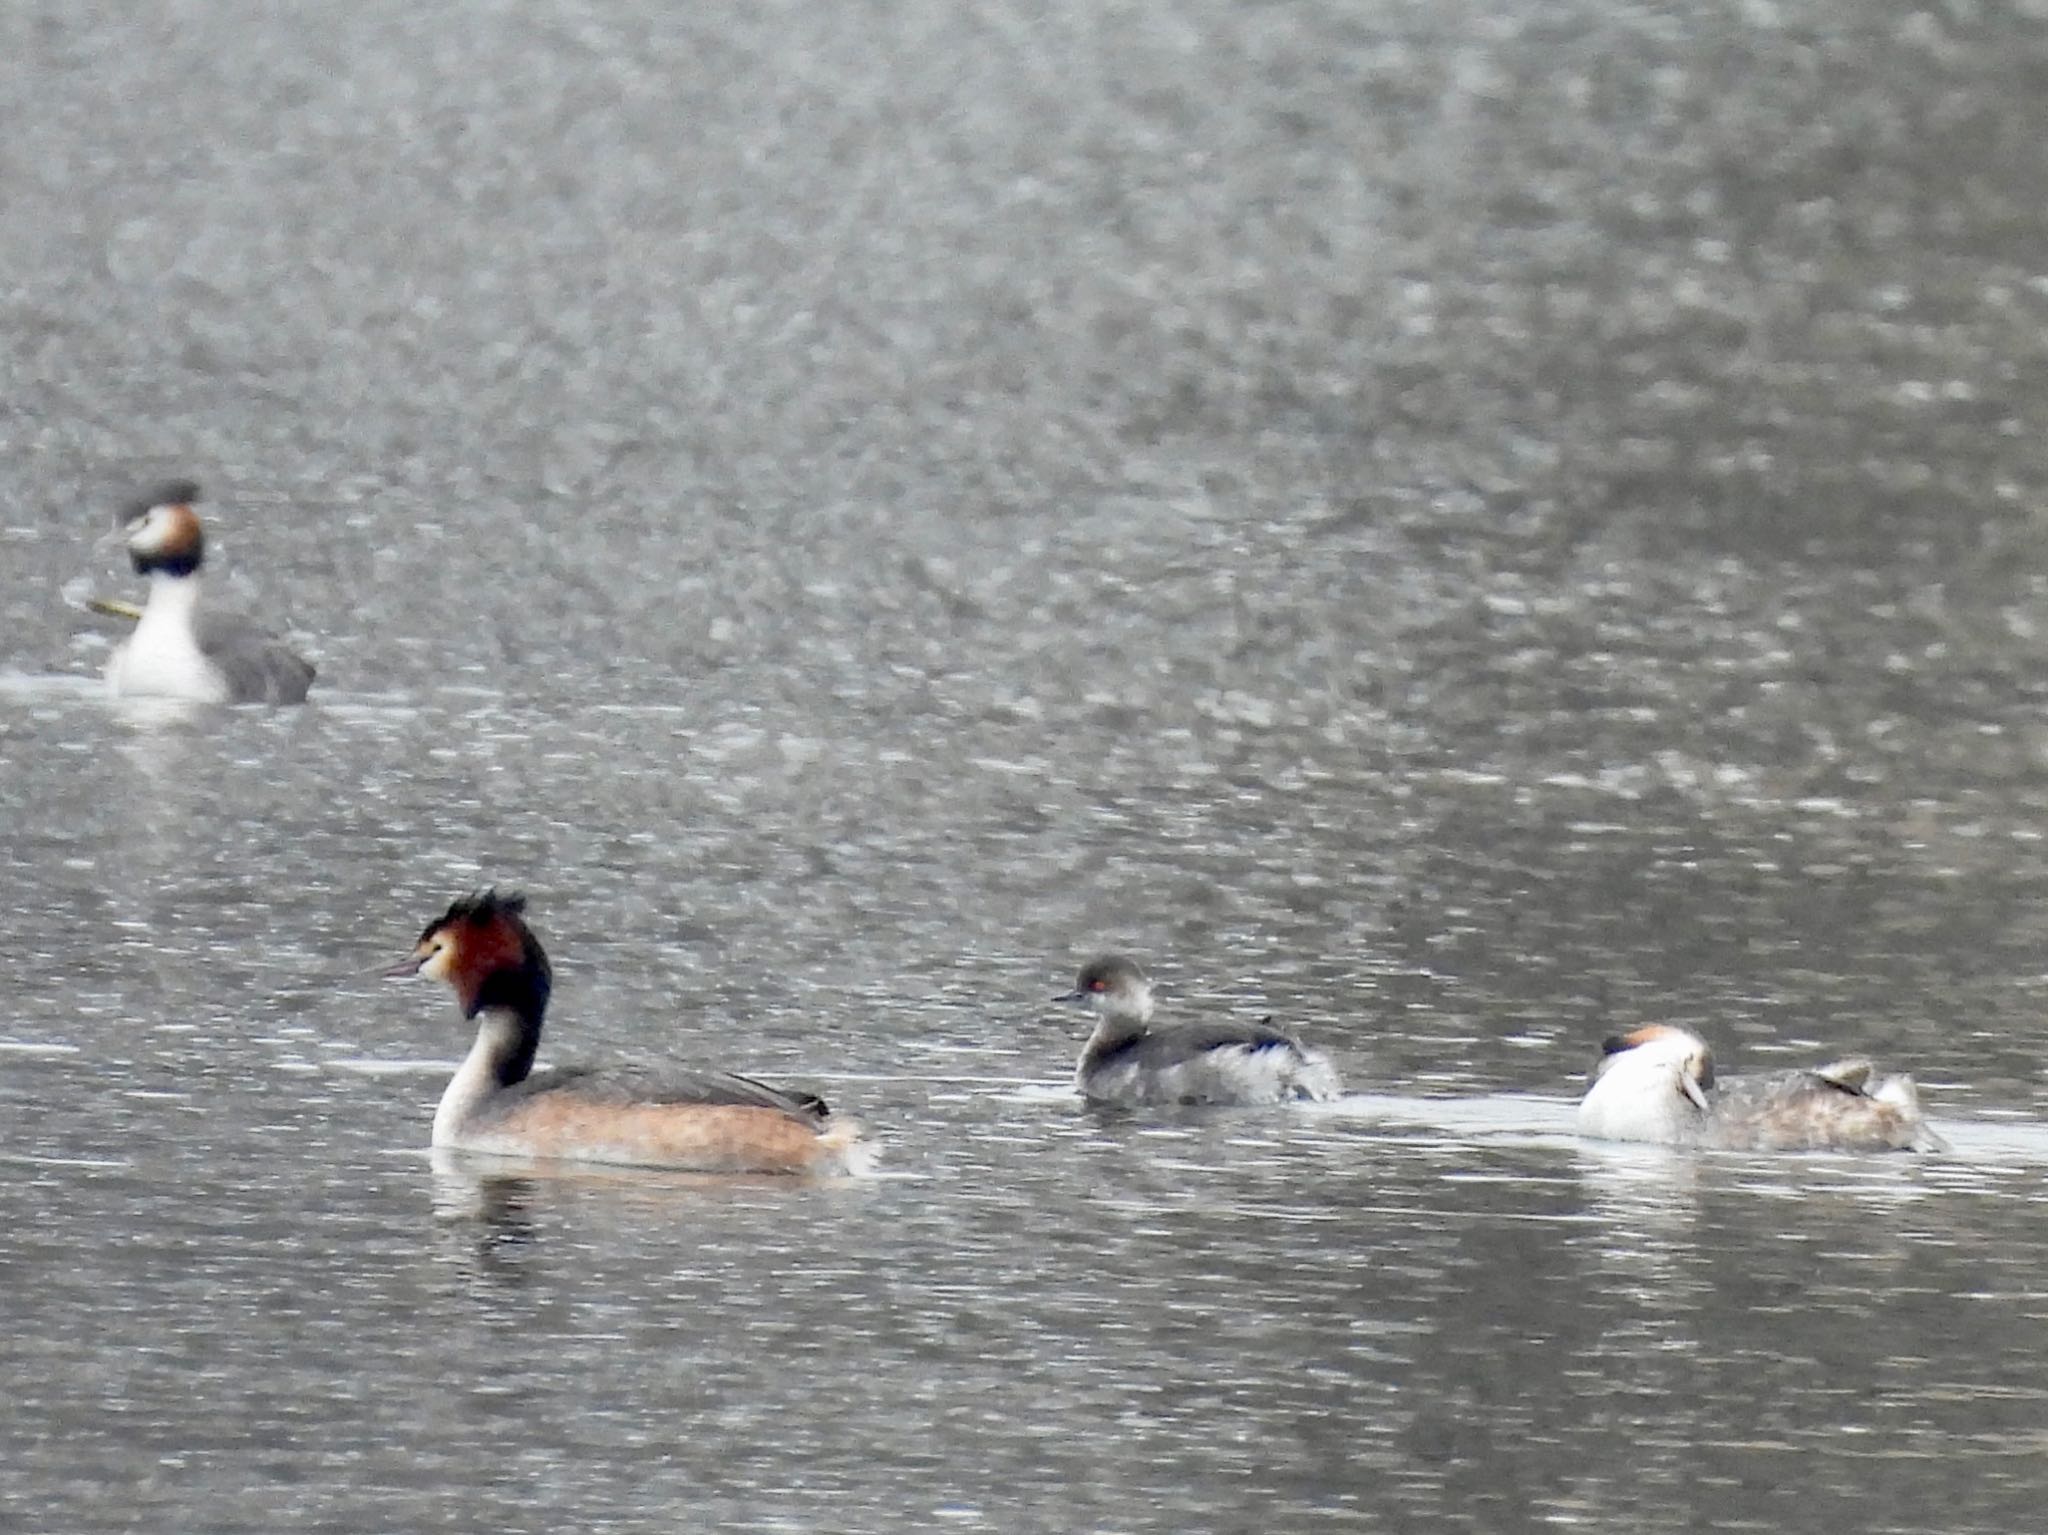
[8,1,2048,1530]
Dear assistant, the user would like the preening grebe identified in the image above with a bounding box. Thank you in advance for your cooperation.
[385,890,870,1174]
[103,480,315,704]
[1577,1024,1946,1152]
[1055,954,1343,1107]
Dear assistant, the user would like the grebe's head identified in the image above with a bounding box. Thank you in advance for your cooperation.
[116,480,206,578]
[1055,954,1155,1026]
[1577,1024,1716,1145]
[385,888,553,1020]
[1594,1025,1714,1108]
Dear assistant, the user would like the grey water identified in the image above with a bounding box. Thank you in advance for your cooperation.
[8,1,2048,1530]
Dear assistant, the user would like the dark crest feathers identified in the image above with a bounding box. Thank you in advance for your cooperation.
[1074,953,1147,990]
[421,886,528,941]
[422,889,551,1027]
[119,479,202,525]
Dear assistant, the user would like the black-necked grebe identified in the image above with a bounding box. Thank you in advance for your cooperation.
[1055,954,1343,1107]
[1577,1024,1945,1152]
[385,890,870,1173]
[103,480,315,704]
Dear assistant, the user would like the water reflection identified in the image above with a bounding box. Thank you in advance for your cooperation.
[108,696,216,739]
[1555,1144,1707,1523]
[1573,1140,1703,1288]
[426,1151,542,1292]
[427,1148,540,1227]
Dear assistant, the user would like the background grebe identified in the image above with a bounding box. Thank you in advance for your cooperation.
[385,889,870,1173]
[1578,1023,1946,1152]
[102,479,315,705]
[1055,953,1343,1107]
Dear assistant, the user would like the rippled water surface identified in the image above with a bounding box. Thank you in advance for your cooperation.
[9,2,2048,1531]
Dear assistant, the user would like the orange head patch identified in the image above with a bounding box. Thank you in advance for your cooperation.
[1597,1023,1715,1102]
[388,888,553,1020]
[123,494,206,577]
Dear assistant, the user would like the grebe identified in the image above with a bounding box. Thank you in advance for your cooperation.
[103,480,315,704]
[385,890,869,1173]
[1055,954,1343,1107]
[1578,1024,1946,1152]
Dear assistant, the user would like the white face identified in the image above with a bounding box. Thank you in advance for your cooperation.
[124,505,179,555]
[1594,1029,1711,1093]
[1090,973,1152,1021]
[416,933,455,983]
[123,497,208,563]
[1636,1034,1709,1104]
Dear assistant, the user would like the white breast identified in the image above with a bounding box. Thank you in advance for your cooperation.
[105,579,229,703]
[1576,1058,1702,1145]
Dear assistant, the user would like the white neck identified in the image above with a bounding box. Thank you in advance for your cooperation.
[432,1009,530,1145]
[140,567,205,616]
[1104,983,1154,1028]
[107,573,226,701]
[1083,988,1154,1058]
[132,572,208,657]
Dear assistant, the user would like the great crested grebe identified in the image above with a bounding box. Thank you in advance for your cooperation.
[385,890,870,1174]
[1055,954,1343,1107]
[103,480,315,704]
[1577,1024,1946,1152]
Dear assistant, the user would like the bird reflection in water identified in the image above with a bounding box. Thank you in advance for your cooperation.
[429,1148,542,1289]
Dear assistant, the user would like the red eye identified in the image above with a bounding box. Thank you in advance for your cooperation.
[1090,979,1107,991]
